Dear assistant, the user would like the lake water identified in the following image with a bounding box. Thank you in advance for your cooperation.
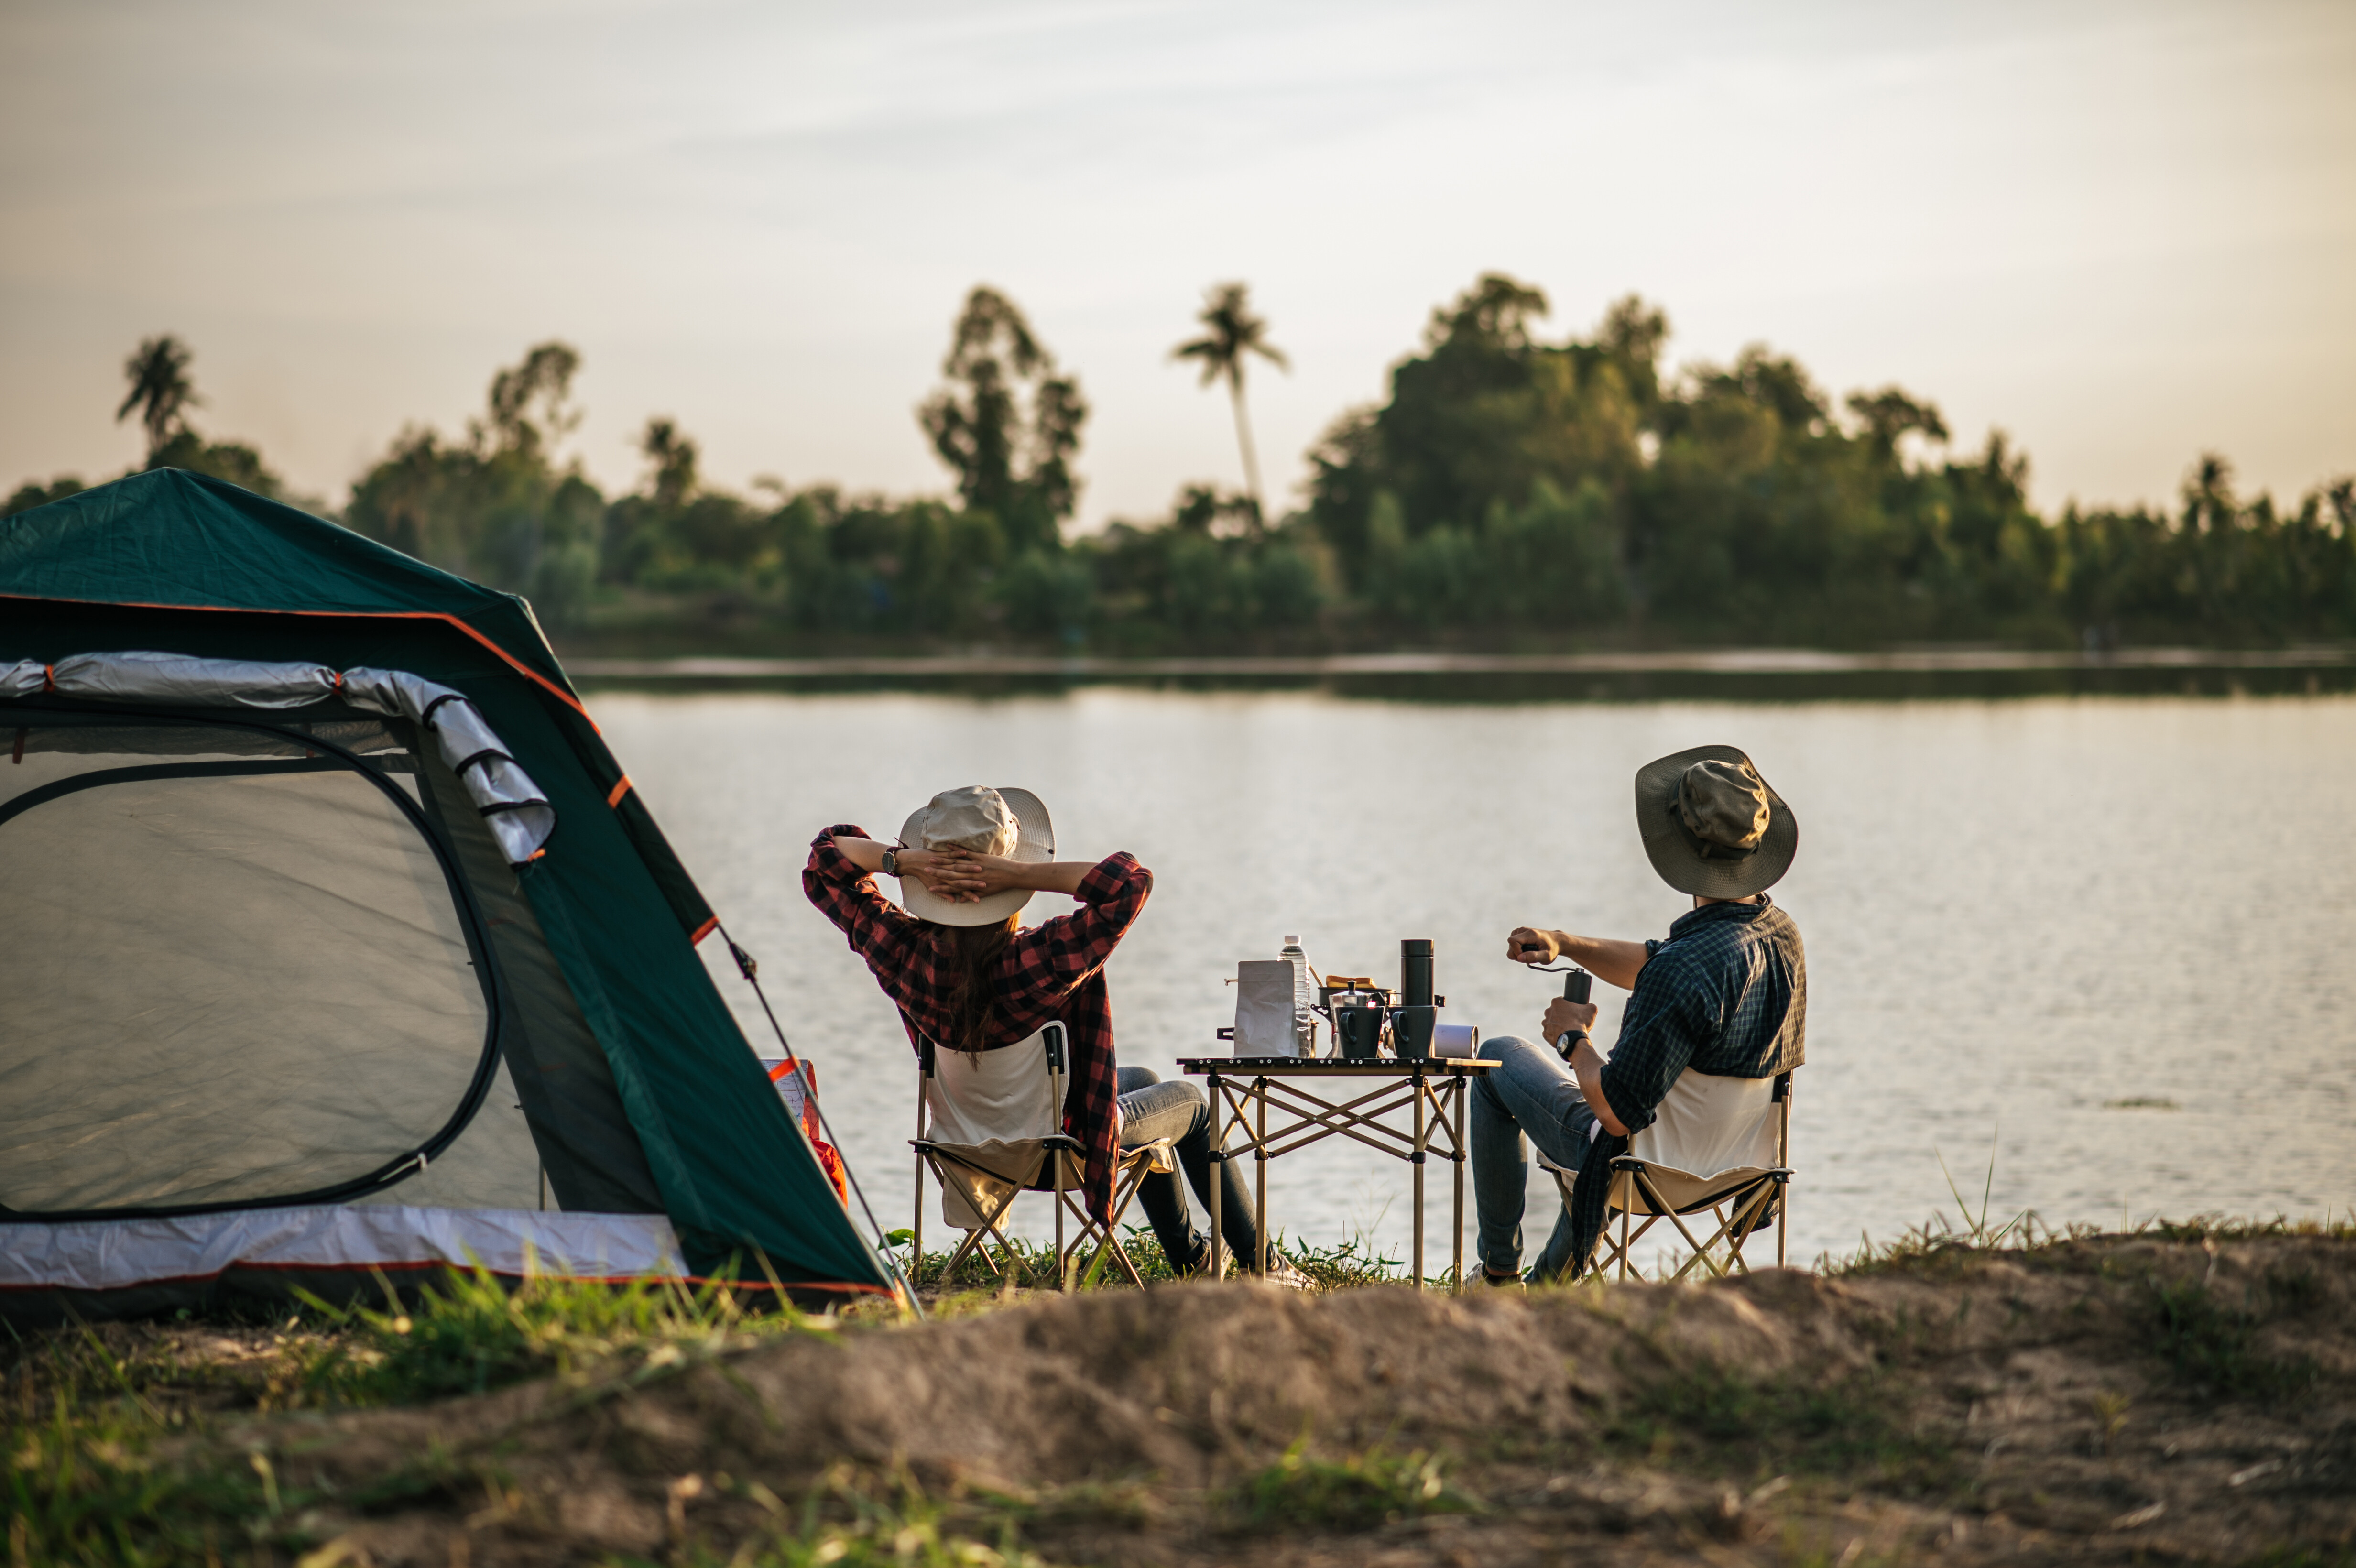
[595,689,2356,1274]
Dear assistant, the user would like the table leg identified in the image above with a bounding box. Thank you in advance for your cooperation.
[1255,1078,1269,1276]
[1451,1076,1466,1294]
[1412,1072,1427,1289]
[1206,1071,1224,1282]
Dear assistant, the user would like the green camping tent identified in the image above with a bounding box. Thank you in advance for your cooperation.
[0,469,894,1319]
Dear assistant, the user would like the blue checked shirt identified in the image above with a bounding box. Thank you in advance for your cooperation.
[1569,896,1806,1273]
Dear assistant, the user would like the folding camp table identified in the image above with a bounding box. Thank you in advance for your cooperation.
[1176,1056,1494,1293]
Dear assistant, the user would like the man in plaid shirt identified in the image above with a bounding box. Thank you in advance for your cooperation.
[1472,745,1807,1281]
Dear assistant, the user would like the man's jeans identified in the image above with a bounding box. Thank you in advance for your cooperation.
[1118,1066,1260,1271]
[1471,1034,1601,1281]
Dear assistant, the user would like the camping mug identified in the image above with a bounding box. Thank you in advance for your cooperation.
[1337,1005,1387,1060]
[1390,1004,1437,1059]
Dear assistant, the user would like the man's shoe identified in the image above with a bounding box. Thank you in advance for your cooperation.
[1480,1264,1524,1288]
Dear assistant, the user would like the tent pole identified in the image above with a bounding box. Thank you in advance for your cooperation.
[724,927,923,1318]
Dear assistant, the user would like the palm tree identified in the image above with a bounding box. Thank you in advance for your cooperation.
[1173,283,1287,521]
[117,335,198,463]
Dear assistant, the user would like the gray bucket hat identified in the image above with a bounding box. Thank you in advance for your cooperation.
[894,785,1055,927]
[1634,745,1797,899]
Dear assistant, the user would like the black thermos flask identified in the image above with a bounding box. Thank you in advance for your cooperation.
[1401,938,1434,1008]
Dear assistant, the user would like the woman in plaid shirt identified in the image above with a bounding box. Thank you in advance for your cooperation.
[805,786,1290,1281]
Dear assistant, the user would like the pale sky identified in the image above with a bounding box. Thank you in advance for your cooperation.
[4,0,2350,529]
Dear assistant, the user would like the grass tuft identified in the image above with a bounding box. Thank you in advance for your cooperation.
[648,1465,1056,1568]
[1220,1437,1478,1531]
[1606,1365,1956,1494]
[2148,1275,2317,1402]
[294,1261,826,1406]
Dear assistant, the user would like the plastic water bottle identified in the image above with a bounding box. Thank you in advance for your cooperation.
[1280,935,1313,1056]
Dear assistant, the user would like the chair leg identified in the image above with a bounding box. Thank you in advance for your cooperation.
[927,1152,1032,1289]
[940,1224,990,1283]
[1067,1153,1165,1290]
[1722,1185,1777,1275]
[1667,1182,1777,1282]
[1055,1155,1070,1294]
[1606,1167,1629,1279]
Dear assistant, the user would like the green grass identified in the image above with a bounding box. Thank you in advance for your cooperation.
[1,1263,835,1566]
[887,1222,1432,1298]
[292,1262,829,1405]
[1604,1365,1957,1495]
[1219,1437,1478,1531]
[620,1471,1055,1568]
[2147,1274,2318,1402]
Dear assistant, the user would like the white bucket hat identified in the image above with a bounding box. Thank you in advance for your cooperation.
[894,785,1056,927]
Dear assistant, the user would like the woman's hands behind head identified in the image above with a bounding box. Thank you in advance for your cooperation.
[912,847,1096,901]
[893,845,989,904]
[923,845,1023,901]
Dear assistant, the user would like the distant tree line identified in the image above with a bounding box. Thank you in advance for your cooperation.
[9,277,2352,649]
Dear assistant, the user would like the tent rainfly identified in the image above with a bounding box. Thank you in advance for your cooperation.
[0,469,896,1325]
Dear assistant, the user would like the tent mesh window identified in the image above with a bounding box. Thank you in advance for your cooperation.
[0,710,500,1218]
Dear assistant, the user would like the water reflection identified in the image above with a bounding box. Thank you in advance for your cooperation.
[594,691,2356,1274]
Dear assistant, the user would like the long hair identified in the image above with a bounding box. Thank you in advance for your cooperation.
[932,913,1019,1055]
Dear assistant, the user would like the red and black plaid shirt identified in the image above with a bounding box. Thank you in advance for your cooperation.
[803,826,1152,1221]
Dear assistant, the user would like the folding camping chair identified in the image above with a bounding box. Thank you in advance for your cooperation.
[1537,1068,1794,1282]
[910,1022,1176,1291]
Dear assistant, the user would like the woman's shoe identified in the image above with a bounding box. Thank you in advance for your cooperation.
[1184,1244,1234,1281]
[1262,1250,1315,1291]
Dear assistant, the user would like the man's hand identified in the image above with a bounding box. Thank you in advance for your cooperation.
[1542,997,1598,1045]
[1507,926,1560,965]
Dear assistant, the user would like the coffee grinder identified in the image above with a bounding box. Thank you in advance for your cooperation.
[1517,940,1592,1059]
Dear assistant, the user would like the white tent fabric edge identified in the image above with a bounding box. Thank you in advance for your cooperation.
[1,650,556,864]
[0,1205,687,1294]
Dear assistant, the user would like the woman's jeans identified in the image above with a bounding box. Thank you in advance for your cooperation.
[1470,1034,1601,1281]
[1118,1066,1260,1271]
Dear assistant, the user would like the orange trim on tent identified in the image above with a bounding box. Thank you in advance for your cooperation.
[691,915,719,945]
[0,593,597,730]
[607,775,633,807]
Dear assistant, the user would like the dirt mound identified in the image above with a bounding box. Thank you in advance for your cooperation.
[188,1233,2356,1564]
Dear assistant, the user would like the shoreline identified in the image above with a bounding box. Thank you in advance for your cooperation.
[562,645,2356,680]
[557,646,2356,702]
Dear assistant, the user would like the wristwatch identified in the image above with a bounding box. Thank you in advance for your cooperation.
[1554,1027,1590,1061]
[879,847,899,877]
